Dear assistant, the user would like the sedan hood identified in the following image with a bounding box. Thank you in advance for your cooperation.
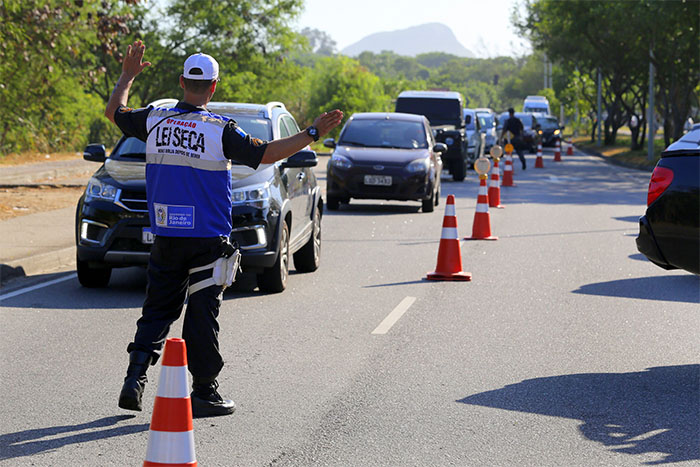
[334,146,430,166]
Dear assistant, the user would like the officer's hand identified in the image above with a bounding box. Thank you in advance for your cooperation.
[312,109,344,137]
[122,40,151,80]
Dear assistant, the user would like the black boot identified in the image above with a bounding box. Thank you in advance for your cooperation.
[118,351,152,411]
[191,376,235,417]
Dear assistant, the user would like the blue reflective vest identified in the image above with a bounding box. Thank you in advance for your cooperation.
[145,107,234,237]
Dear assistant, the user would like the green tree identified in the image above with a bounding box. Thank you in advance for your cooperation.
[306,56,389,136]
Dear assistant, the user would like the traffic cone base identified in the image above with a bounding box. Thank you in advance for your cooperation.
[567,140,574,156]
[425,195,472,282]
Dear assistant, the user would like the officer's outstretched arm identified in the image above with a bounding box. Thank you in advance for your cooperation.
[105,40,152,124]
[260,110,343,164]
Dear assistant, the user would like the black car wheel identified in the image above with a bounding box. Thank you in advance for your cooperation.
[421,187,435,213]
[77,257,112,288]
[326,195,340,211]
[294,206,321,272]
[258,221,289,293]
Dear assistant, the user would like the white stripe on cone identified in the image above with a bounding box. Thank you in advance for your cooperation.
[156,366,190,398]
[476,204,489,213]
[444,204,456,217]
[441,227,459,239]
[478,185,488,195]
[145,431,196,464]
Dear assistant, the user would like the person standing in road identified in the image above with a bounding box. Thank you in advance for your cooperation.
[500,107,527,170]
[105,40,343,417]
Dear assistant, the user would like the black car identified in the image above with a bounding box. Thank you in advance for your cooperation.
[395,90,470,181]
[636,126,700,274]
[324,112,445,212]
[76,100,322,293]
[535,115,564,147]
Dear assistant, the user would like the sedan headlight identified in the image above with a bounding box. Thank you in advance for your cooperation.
[232,182,270,207]
[85,177,118,202]
[445,137,454,146]
[554,129,560,135]
[406,158,430,174]
[330,154,353,170]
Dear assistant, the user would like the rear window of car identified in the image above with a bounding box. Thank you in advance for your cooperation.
[339,119,428,149]
[395,98,462,126]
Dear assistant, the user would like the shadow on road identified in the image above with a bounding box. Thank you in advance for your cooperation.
[458,365,700,465]
[573,275,700,303]
[324,203,422,216]
[0,415,149,461]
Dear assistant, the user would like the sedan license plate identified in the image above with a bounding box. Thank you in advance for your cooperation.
[142,228,154,244]
[364,175,392,186]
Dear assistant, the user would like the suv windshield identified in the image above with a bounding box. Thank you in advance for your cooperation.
[110,113,272,161]
[339,119,428,149]
[537,117,559,130]
[395,98,462,126]
[478,114,494,128]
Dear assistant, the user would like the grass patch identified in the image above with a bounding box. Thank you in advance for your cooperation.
[571,135,665,172]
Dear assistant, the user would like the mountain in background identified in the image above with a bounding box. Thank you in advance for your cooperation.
[341,23,475,58]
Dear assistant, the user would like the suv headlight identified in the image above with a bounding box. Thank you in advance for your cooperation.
[85,177,118,202]
[330,154,353,170]
[232,182,270,207]
[406,158,430,173]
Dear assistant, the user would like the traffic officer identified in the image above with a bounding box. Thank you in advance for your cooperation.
[105,40,343,417]
[500,107,527,170]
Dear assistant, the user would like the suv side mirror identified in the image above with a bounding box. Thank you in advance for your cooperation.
[323,138,336,149]
[465,115,472,125]
[280,149,318,169]
[433,143,447,154]
[84,144,106,163]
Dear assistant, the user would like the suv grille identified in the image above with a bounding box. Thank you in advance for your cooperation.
[116,189,148,212]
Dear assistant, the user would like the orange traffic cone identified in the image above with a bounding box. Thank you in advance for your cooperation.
[553,139,562,162]
[502,152,515,187]
[488,158,504,209]
[465,175,498,241]
[144,338,197,467]
[535,142,544,168]
[566,139,574,156]
[426,195,471,281]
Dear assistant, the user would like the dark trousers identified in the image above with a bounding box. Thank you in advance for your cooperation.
[512,137,526,169]
[127,236,228,379]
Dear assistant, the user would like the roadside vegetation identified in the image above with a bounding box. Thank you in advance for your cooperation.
[0,0,697,164]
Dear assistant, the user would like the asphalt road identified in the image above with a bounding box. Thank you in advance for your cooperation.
[1,149,698,466]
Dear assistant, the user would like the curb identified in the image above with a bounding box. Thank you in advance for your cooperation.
[0,246,75,286]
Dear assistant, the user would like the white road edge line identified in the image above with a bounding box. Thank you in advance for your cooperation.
[0,273,76,301]
[372,296,416,335]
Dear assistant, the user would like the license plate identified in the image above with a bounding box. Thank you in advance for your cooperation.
[142,228,154,244]
[364,175,392,186]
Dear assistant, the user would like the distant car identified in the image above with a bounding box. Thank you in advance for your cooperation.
[498,111,537,153]
[324,112,445,212]
[463,109,483,159]
[395,90,470,181]
[475,109,497,152]
[636,128,700,274]
[534,115,564,147]
[523,95,551,115]
[76,100,322,293]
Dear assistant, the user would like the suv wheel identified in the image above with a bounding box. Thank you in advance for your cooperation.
[258,221,289,293]
[452,160,466,182]
[327,195,340,211]
[293,206,321,272]
[77,257,112,288]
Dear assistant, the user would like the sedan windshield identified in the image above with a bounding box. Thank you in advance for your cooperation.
[338,119,428,149]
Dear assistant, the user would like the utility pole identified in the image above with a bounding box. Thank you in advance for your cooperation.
[597,69,602,147]
[544,53,548,89]
[648,45,655,161]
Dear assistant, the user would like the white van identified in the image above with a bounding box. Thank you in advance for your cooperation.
[523,95,550,115]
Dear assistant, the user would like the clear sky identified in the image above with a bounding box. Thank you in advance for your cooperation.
[294,0,531,58]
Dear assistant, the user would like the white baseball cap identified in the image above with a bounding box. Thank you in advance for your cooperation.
[183,53,219,80]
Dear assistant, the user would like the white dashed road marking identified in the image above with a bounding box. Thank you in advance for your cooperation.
[372,296,416,335]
